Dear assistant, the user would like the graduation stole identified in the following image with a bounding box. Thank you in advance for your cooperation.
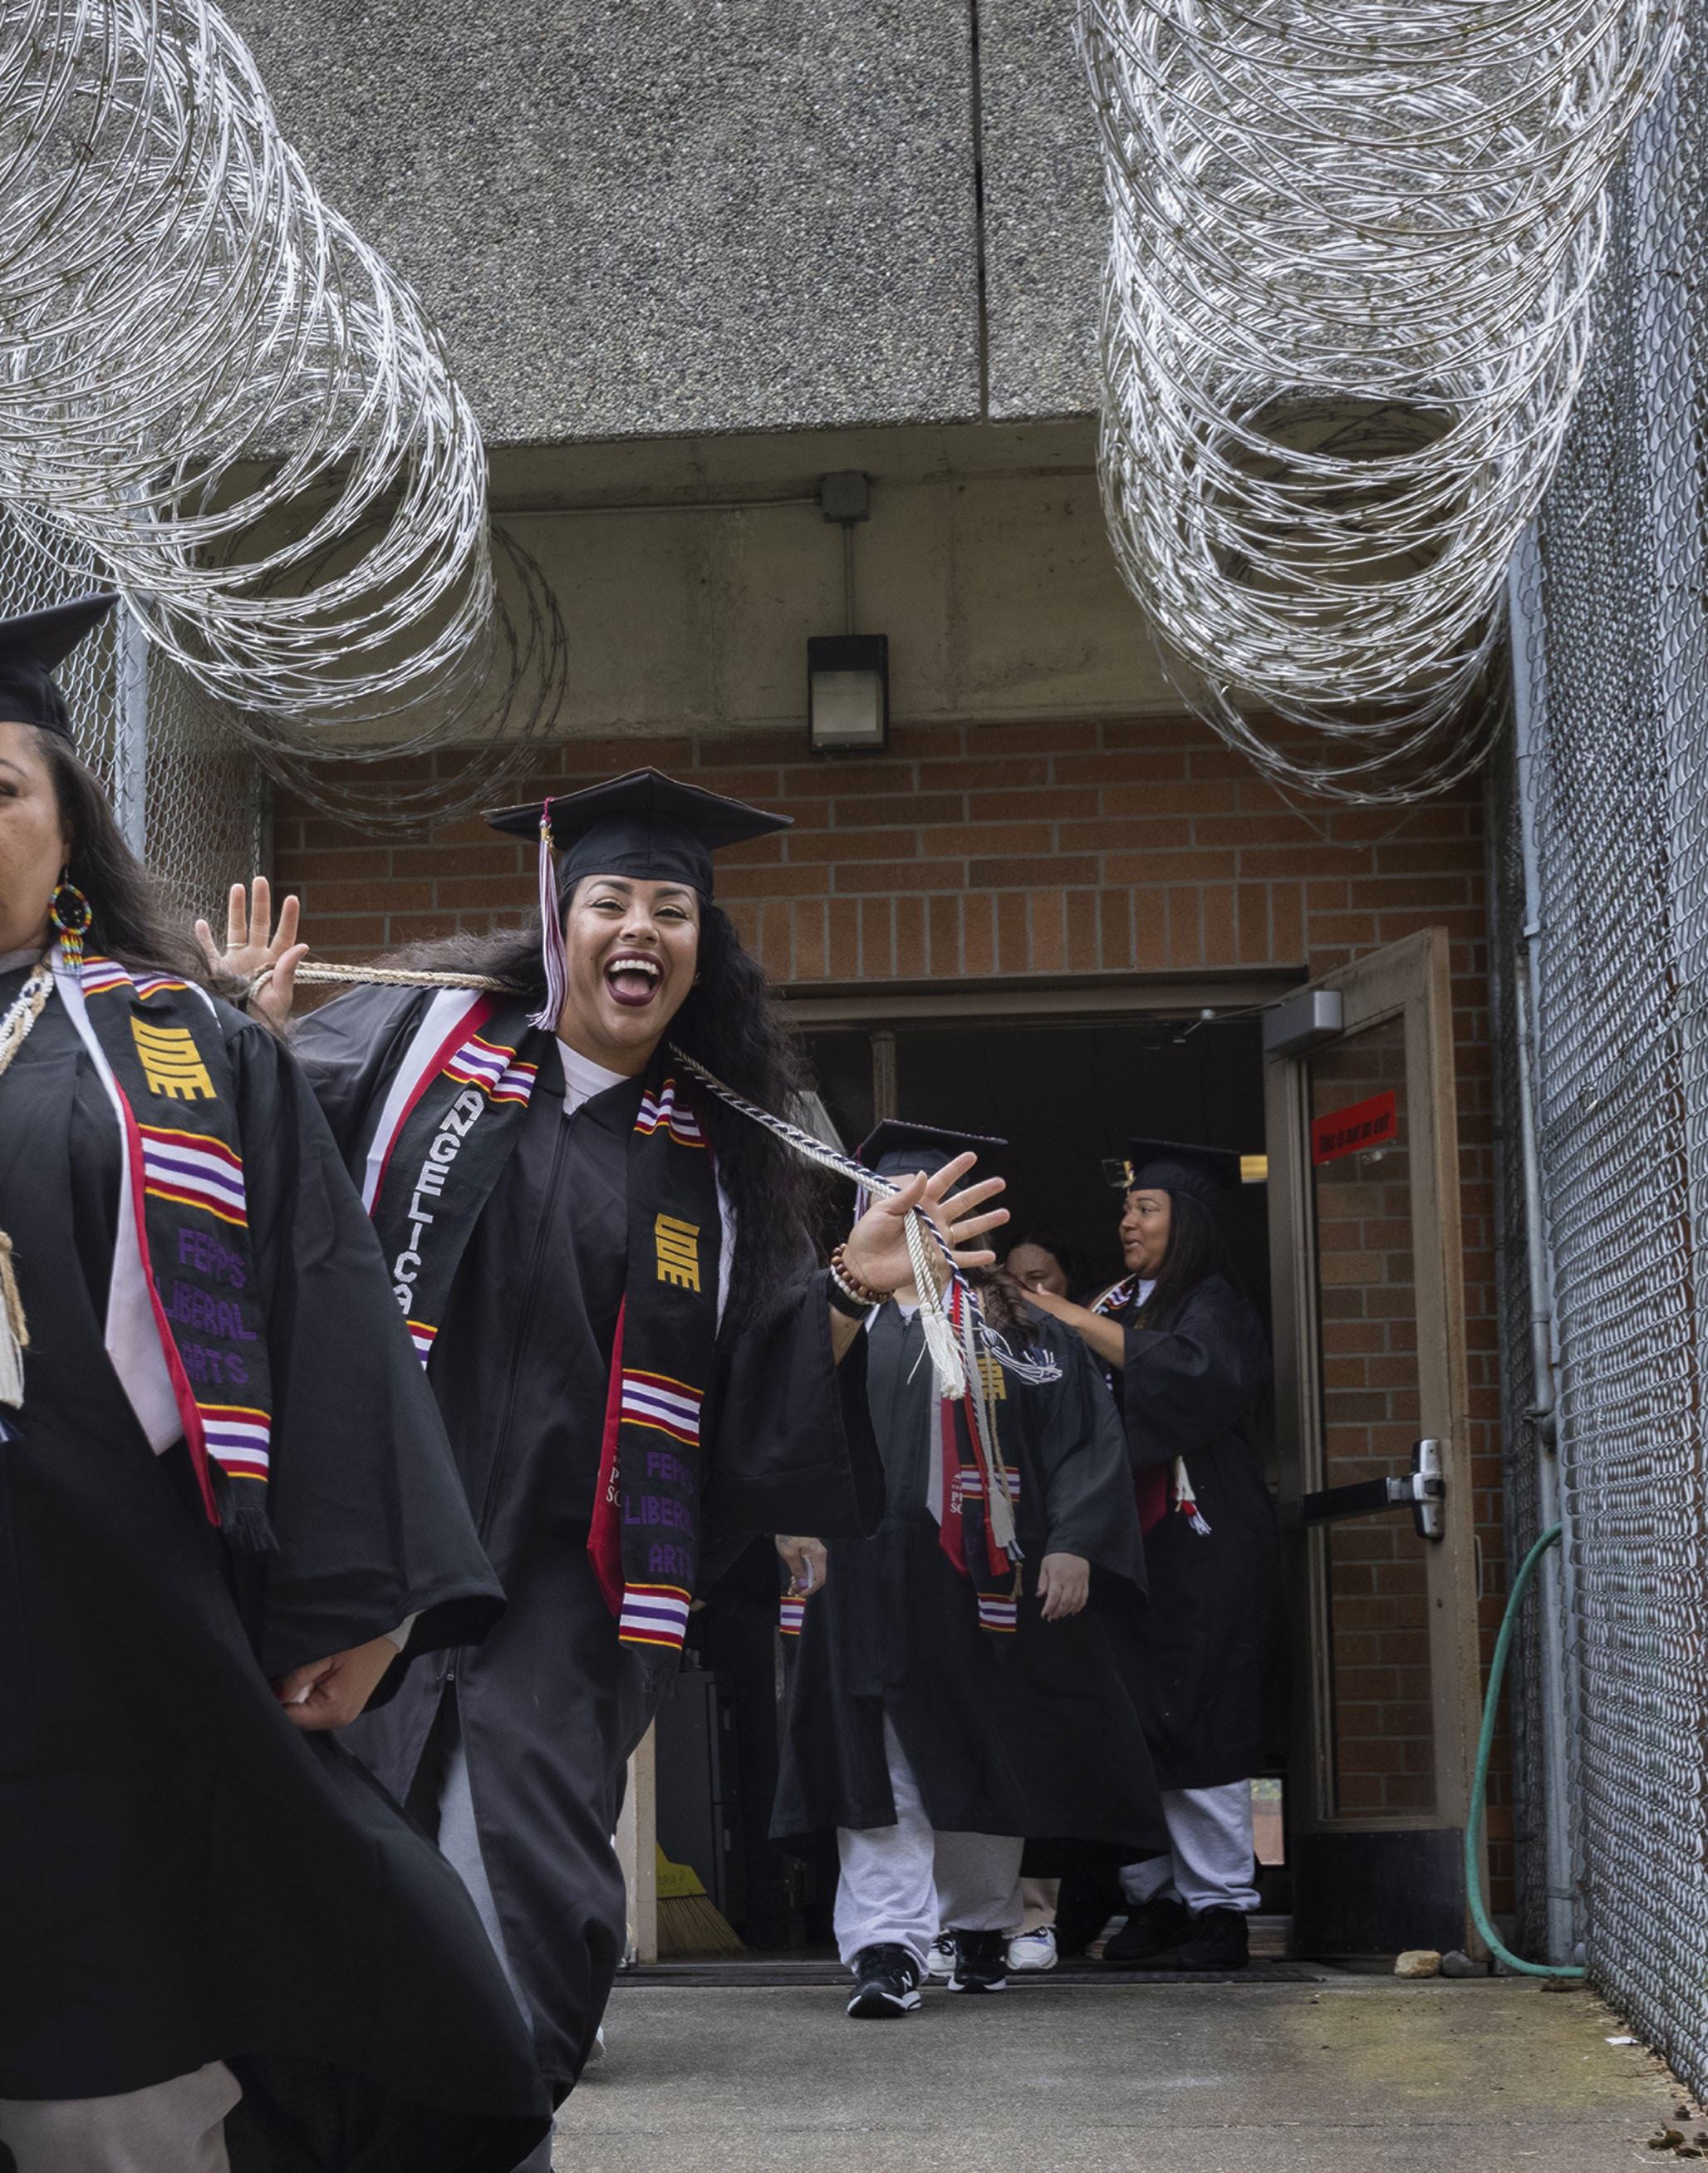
[587,1064,720,1664]
[361,992,542,1369]
[60,953,276,1549]
[933,1283,1023,1637]
[363,996,722,1655]
[1089,1276,1208,1538]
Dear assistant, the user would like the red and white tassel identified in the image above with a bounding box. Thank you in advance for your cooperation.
[1173,1455,1212,1536]
[528,802,570,1032]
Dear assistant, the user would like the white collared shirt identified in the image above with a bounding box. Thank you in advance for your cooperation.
[556,1039,631,1117]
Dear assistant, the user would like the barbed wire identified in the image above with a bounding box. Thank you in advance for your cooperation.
[0,0,567,826]
[1078,0,1682,802]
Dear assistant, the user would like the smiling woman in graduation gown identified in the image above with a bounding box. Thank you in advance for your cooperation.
[1025,1137,1286,1973]
[0,597,546,2173]
[226,772,999,2120]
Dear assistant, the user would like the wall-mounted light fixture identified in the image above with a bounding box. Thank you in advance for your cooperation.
[808,632,889,754]
[809,470,889,755]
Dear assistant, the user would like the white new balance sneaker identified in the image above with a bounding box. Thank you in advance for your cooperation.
[1007,1925,1058,1973]
[925,1933,956,1979]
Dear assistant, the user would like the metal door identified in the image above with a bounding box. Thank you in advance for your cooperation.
[1264,927,1483,1958]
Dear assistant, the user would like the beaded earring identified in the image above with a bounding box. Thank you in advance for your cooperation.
[49,872,93,975]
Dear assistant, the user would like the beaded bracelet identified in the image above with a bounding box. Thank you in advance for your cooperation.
[827,1243,892,1316]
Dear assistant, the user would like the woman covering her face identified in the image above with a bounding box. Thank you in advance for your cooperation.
[0,595,547,2173]
[1018,1138,1287,1974]
[222,769,1003,2152]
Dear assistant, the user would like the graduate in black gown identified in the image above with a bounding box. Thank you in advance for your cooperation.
[1022,1138,1287,1972]
[0,597,547,2173]
[220,773,1005,2142]
[771,1123,1164,2019]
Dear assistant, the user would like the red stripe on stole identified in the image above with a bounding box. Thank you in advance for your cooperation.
[587,1299,627,1616]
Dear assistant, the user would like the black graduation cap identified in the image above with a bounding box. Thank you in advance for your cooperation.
[1102,1136,1264,1205]
[0,592,119,744]
[858,1118,1008,1182]
[485,767,792,898]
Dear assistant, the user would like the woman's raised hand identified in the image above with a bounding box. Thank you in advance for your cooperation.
[195,878,307,1028]
[839,1150,1009,1298]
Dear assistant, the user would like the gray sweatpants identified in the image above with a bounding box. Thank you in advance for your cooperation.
[834,1716,1025,1969]
[1121,1781,1261,1914]
[0,2061,239,2173]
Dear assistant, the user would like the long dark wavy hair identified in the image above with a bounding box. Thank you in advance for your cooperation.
[381,900,830,1330]
[1130,1187,1236,1330]
[25,727,221,987]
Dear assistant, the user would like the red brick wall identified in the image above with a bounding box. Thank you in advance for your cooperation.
[273,710,1509,1909]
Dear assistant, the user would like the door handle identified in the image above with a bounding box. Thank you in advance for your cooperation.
[1294,1438,1445,1541]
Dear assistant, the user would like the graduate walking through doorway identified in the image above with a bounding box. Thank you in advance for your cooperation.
[0,596,547,2173]
[220,771,1006,2149]
[1023,1139,1287,1973]
[772,1123,1163,2019]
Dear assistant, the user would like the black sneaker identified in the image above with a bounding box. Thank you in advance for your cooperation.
[1167,1906,1250,1972]
[945,1927,1009,1993]
[847,1943,922,2018]
[1102,1895,1193,1965]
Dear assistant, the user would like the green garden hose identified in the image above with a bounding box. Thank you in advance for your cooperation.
[1465,1521,1585,1978]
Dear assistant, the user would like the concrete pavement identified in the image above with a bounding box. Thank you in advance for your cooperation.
[557,1974,1690,2171]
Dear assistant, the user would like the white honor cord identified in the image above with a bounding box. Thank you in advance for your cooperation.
[667,1045,970,1402]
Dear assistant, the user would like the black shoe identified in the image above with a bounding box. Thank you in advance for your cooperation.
[1102,1896,1193,1965]
[847,1943,922,2018]
[1168,1906,1250,1972]
[945,1927,1009,1993]
[1054,1865,1124,1957]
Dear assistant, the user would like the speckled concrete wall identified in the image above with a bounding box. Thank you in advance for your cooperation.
[979,0,1105,421]
[223,0,1106,445]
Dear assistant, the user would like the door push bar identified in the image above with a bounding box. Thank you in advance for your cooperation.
[1298,1438,1445,1541]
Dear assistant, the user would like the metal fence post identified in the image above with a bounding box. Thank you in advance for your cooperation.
[115,600,149,857]
[1507,531,1584,1969]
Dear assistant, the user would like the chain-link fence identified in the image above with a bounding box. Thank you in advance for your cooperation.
[0,509,267,923]
[1502,17,1708,2091]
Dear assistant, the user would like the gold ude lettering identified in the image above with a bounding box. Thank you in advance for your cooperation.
[131,1019,215,1100]
[655,1213,701,1292]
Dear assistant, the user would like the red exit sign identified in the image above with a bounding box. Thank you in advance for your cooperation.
[1312,1089,1398,1166]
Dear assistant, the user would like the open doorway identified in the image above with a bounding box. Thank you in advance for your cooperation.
[642,999,1288,1972]
[804,1013,1271,1315]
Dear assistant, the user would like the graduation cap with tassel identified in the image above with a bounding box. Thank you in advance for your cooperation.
[484,768,792,1032]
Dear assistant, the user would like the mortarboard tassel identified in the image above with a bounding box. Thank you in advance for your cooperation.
[1173,1455,1212,1536]
[529,801,570,1033]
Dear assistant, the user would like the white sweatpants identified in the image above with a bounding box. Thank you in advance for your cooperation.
[1121,1782,1261,1915]
[834,1716,1024,1969]
[0,2062,239,2173]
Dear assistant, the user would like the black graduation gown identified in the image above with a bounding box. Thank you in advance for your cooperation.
[291,983,881,2099]
[1117,1273,1288,1791]
[772,1303,1165,1854]
[0,971,547,2171]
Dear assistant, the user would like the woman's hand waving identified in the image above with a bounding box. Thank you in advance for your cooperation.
[196,878,307,1028]
[839,1151,1009,1298]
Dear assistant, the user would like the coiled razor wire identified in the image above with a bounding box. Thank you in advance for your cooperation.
[0,0,567,828]
[1077,0,1682,803]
